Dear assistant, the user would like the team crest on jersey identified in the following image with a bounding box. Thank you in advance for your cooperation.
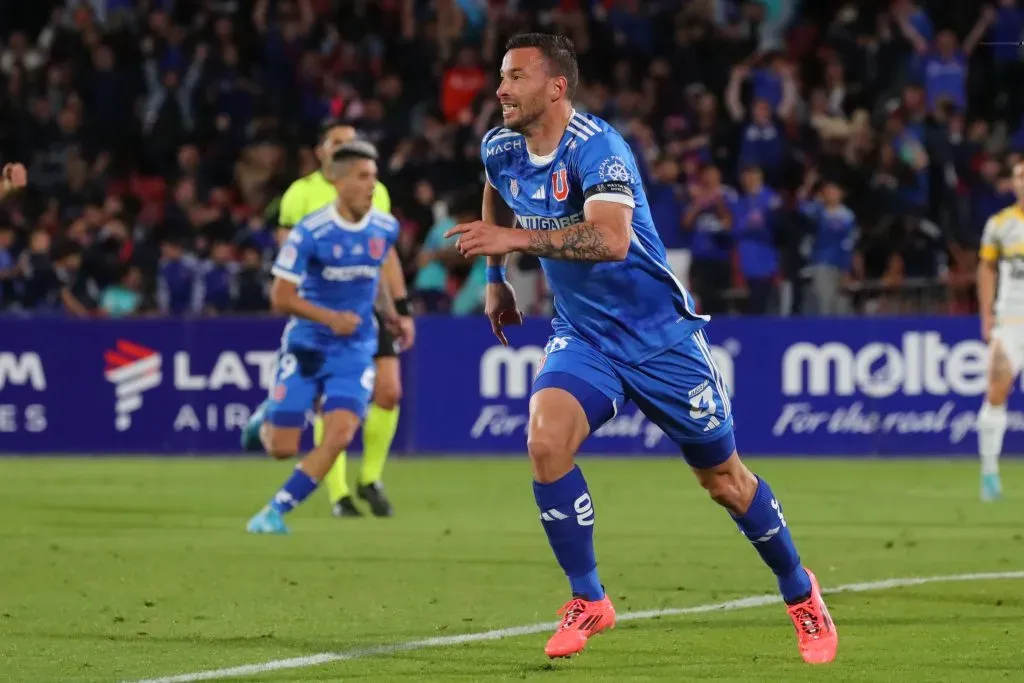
[368,236,386,260]
[277,244,298,269]
[510,178,520,198]
[551,167,569,202]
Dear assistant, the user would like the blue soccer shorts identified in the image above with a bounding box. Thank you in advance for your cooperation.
[264,345,376,428]
[532,329,735,469]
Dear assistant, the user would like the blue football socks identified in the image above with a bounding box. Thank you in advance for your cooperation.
[533,465,604,601]
[731,477,811,603]
[268,467,319,515]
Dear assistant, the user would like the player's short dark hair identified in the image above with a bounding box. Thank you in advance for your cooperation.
[331,140,378,164]
[317,120,358,146]
[505,33,579,100]
[318,119,342,142]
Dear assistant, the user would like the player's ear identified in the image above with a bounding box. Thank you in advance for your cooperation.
[550,75,566,103]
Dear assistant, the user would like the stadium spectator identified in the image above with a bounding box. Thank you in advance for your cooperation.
[648,155,690,282]
[441,46,486,124]
[196,239,239,314]
[411,189,484,315]
[18,230,58,311]
[157,239,198,315]
[802,179,858,316]
[732,164,780,314]
[100,264,143,318]
[685,164,735,315]
[235,244,269,313]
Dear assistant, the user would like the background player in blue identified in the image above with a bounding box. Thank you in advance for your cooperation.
[245,141,410,535]
[446,34,838,663]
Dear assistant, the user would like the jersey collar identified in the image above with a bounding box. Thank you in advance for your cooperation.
[527,108,576,167]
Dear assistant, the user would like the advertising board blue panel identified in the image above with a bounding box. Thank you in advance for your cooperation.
[0,317,285,453]
[0,315,1009,456]
[406,316,1000,456]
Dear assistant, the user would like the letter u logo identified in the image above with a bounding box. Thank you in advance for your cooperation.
[551,168,569,202]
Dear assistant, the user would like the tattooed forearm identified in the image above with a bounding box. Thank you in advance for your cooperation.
[522,222,625,261]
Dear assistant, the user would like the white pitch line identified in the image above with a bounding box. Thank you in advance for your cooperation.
[129,570,1024,683]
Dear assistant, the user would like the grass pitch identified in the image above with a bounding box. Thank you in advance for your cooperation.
[0,457,1022,682]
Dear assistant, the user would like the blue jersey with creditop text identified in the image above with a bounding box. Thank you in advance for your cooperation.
[271,204,399,358]
[482,111,708,365]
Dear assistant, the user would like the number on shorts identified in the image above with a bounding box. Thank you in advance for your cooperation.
[277,353,298,380]
[360,365,376,391]
[688,385,717,420]
[574,493,595,526]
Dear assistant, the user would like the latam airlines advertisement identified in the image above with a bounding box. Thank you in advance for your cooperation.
[0,315,1016,456]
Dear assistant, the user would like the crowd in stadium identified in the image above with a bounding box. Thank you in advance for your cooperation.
[0,0,1020,318]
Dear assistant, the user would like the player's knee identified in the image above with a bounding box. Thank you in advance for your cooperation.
[527,431,575,484]
[261,426,299,460]
[989,342,1014,385]
[319,421,357,455]
[266,448,296,460]
[695,457,758,514]
[527,389,589,483]
[986,355,1014,406]
[987,370,1014,405]
[987,381,1012,406]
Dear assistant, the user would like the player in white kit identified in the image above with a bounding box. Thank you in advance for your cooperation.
[976,161,1024,501]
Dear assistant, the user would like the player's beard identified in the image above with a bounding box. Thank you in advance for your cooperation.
[503,99,545,134]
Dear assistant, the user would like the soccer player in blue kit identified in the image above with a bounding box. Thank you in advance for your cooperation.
[446,34,838,663]
[246,140,411,534]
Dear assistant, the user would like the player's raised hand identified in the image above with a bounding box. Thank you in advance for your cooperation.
[327,310,362,336]
[445,221,520,258]
[1,163,27,194]
[486,281,523,347]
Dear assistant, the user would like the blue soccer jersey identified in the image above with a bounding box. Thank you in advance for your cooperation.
[484,112,734,466]
[271,204,399,357]
[264,204,398,425]
[482,111,708,365]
